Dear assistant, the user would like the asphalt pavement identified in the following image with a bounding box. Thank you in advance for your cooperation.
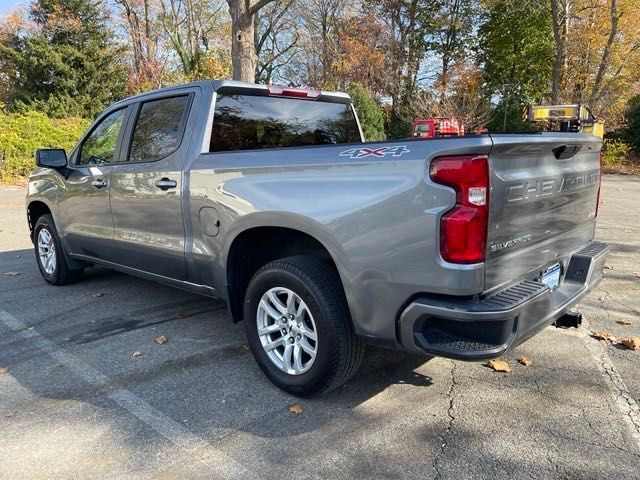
[1,175,639,480]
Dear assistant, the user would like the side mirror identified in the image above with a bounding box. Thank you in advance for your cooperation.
[36,148,68,168]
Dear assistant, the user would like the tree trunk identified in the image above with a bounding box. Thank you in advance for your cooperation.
[589,0,619,107]
[440,55,449,102]
[551,0,569,103]
[227,0,275,82]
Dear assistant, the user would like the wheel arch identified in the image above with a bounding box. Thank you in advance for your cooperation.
[27,200,53,243]
[224,219,351,324]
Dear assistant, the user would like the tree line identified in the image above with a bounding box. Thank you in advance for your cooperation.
[0,0,639,140]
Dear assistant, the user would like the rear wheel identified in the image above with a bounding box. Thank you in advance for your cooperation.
[34,214,83,285]
[244,256,364,397]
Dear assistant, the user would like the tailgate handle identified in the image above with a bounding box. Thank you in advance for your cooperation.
[552,144,582,160]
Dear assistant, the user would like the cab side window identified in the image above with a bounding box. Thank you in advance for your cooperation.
[128,96,189,163]
[78,109,126,165]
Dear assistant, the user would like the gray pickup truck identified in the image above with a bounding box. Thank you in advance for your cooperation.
[27,80,608,396]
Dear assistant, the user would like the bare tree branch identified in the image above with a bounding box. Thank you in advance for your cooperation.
[249,0,276,16]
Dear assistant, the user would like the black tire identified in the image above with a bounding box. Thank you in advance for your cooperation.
[244,256,364,397]
[33,214,83,285]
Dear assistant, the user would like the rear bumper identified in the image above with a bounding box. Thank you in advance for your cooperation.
[398,241,609,360]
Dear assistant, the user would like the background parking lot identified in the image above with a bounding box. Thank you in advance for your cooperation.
[1,175,639,480]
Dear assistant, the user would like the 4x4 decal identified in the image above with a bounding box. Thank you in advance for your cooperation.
[339,145,410,159]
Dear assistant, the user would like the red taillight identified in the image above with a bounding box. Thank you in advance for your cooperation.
[429,155,489,264]
[267,85,320,99]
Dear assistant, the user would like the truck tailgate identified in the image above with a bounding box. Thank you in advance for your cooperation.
[485,133,602,291]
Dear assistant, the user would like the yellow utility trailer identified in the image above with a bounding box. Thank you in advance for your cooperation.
[526,104,604,138]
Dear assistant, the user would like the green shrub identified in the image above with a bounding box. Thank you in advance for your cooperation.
[601,139,631,167]
[348,83,386,142]
[623,95,640,154]
[0,110,89,182]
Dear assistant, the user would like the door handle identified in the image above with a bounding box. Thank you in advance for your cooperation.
[91,179,108,189]
[155,178,177,190]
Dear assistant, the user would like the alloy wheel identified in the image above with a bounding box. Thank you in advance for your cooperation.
[256,287,318,375]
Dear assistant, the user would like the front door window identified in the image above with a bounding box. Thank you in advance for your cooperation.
[78,109,126,165]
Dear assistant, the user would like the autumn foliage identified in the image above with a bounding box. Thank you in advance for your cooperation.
[0,0,639,181]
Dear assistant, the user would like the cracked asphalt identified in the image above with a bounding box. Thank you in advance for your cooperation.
[1,175,639,480]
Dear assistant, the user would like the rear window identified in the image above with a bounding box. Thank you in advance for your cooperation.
[210,94,360,152]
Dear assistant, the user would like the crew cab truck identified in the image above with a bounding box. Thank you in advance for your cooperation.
[27,80,608,397]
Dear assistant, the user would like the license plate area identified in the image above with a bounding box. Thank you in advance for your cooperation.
[539,263,561,290]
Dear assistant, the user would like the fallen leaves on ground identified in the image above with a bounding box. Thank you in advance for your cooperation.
[591,330,640,351]
[591,330,617,342]
[517,356,533,366]
[288,404,304,415]
[132,351,143,357]
[0,367,8,375]
[4,272,19,276]
[616,319,633,326]
[154,335,167,345]
[620,336,640,351]
[242,344,250,352]
[91,292,104,298]
[175,312,192,319]
[604,264,614,270]
[486,358,511,372]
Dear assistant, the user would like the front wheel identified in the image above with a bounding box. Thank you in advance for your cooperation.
[33,214,83,285]
[244,256,364,397]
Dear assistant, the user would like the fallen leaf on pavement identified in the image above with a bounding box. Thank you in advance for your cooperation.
[0,367,8,375]
[176,312,192,319]
[242,344,250,352]
[620,336,640,350]
[616,319,632,326]
[517,356,533,366]
[598,296,605,301]
[591,330,617,342]
[486,359,511,372]
[154,335,167,345]
[289,404,304,415]
[4,272,20,276]
[91,292,104,298]
[604,264,614,270]
[132,351,143,357]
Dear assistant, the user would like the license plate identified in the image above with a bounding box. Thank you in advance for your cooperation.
[540,263,561,290]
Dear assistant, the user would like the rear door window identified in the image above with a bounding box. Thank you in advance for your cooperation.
[129,96,189,162]
[210,94,360,152]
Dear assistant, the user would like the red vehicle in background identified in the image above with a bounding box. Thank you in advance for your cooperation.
[410,118,465,138]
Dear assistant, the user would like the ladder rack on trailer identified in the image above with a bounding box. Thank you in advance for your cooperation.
[526,104,604,138]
